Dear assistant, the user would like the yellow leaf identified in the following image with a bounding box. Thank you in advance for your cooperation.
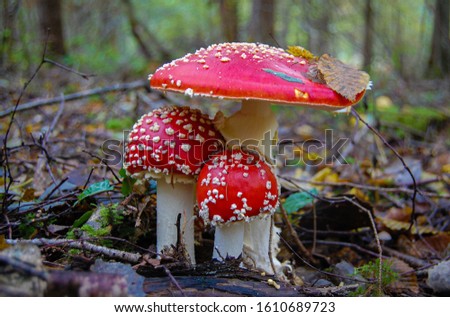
[347,188,370,202]
[377,217,438,235]
[442,164,450,174]
[311,167,333,182]
[0,235,10,251]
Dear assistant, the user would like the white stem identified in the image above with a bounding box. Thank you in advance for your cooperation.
[216,100,278,160]
[156,180,196,264]
[243,217,282,275]
[215,100,282,274]
[212,221,244,260]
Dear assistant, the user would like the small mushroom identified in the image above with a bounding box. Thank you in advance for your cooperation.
[196,148,279,262]
[124,106,223,263]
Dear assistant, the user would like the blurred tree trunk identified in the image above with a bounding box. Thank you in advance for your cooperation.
[362,0,374,73]
[1,0,20,71]
[247,0,274,44]
[426,0,449,78]
[219,0,238,42]
[304,0,332,54]
[122,0,171,61]
[37,0,66,57]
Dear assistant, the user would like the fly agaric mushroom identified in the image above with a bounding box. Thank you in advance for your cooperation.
[149,42,370,273]
[124,106,223,263]
[197,148,279,263]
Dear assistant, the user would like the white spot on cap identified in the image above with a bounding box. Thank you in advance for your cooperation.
[181,144,191,152]
[183,123,193,131]
[266,181,272,190]
[165,127,175,135]
[185,88,194,97]
[220,57,231,62]
[176,80,182,87]
[152,136,160,143]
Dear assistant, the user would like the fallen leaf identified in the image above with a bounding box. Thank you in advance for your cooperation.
[387,257,419,294]
[317,54,370,101]
[377,217,438,235]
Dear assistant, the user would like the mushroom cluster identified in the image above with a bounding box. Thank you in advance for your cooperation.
[124,106,223,263]
[143,42,369,273]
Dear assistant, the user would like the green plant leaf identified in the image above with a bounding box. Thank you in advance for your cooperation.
[119,168,136,196]
[283,189,318,213]
[72,210,94,228]
[77,180,114,202]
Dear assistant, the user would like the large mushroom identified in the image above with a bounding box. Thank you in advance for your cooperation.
[197,148,279,263]
[149,42,370,273]
[124,106,223,263]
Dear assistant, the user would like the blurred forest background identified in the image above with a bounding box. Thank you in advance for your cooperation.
[0,0,449,296]
[1,0,449,82]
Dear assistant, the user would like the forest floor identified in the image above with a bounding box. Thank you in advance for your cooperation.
[0,62,449,297]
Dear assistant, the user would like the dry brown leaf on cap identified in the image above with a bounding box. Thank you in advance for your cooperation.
[317,54,370,101]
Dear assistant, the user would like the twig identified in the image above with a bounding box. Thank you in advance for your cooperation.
[342,196,382,295]
[1,32,49,214]
[278,234,370,284]
[41,177,69,200]
[6,238,142,263]
[351,108,418,231]
[160,265,186,296]
[302,239,383,258]
[0,80,148,118]
[0,254,48,281]
[279,175,449,199]
[44,96,65,144]
[381,246,428,268]
[82,150,121,183]
[278,202,315,264]
[43,58,94,80]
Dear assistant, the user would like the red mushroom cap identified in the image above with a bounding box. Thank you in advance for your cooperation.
[150,42,368,110]
[196,149,279,225]
[124,106,223,182]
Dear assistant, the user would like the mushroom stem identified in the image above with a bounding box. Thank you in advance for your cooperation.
[243,216,282,275]
[215,100,282,274]
[212,221,245,260]
[156,180,196,264]
[215,99,278,160]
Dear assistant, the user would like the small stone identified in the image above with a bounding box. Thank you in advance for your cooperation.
[427,260,450,295]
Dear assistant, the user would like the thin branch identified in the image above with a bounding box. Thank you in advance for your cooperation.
[160,265,186,296]
[343,196,382,295]
[43,58,94,80]
[279,175,448,199]
[82,150,121,183]
[278,202,315,264]
[278,234,371,285]
[6,238,142,263]
[351,108,418,231]
[0,80,148,118]
[0,254,49,281]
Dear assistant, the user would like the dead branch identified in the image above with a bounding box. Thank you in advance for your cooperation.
[279,175,449,199]
[0,80,148,118]
[351,108,419,230]
[343,196,383,295]
[278,202,315,264]
[6,238,143,263]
